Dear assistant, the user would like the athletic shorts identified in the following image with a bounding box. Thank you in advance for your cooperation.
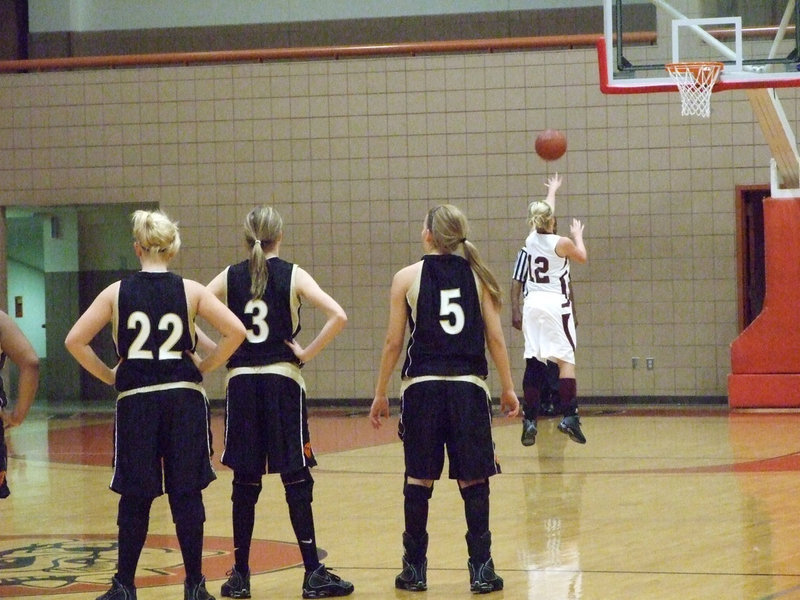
[522,291,576,364]
[398,377,500,481]
[0,419,8,498]
[111,386,216,497]
[221,370,317,476]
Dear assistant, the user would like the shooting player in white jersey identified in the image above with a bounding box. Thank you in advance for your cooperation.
[519,174,588,444]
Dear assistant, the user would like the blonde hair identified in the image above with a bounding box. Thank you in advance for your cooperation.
[131,210,180,260]
[425,204,502,308]
[527,200,554,233]
[244,205,283,299]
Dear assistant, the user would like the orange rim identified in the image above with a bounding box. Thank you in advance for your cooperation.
[665,61,724,83]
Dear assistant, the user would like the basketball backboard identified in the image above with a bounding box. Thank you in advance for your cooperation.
[601,0,800,94]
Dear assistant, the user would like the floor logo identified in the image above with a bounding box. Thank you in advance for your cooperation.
[0,534,302,596]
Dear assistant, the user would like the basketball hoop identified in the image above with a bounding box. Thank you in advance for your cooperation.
[665,62,724,118]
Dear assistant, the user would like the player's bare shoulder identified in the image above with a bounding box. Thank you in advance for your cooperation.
[182,277,212,308]
[391,260,422,292]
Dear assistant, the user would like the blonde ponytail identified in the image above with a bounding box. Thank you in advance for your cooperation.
[425,205,502,308]
[243,206,283,299]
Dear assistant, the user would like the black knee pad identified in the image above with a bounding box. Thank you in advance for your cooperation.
[459,481,489,502]
[117,494,154,528]
[282,468,314,505]
[403,481,434,501]
[168,490,205,525]
[232,474,262,506]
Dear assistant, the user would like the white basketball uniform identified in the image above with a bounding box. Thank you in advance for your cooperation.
[521,231,576,364]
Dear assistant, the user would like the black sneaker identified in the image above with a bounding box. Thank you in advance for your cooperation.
[302,564,354,598]
[520,418,537,446]
[468,557,503,594]
[220,565,250,598]
[97,576,137,600]
[558,415,586,444]
[395,555,427,591]
[185,576,215,600]
[540,401,556,417]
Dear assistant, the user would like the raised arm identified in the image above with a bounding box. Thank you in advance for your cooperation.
[0,311,39,428]
[543,172,562,211]
[555,218,587,264]
[284,267,347,365]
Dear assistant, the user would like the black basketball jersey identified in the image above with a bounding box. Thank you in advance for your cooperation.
[114,271,201,392]
[226,257,301,368]
[401,254,488,378]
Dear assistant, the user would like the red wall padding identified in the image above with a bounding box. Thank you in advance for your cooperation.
[729,197,800,407]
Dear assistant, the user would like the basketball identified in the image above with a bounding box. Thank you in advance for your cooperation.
[535,129,567,161]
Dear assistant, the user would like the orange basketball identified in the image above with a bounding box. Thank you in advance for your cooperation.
[535,129,567,161]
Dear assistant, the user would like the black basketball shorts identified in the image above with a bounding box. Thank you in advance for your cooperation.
[111,386,216,497]
[398,378,500,482]
[222,372,317,476]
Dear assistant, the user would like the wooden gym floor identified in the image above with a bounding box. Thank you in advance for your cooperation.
[2,404,800,600]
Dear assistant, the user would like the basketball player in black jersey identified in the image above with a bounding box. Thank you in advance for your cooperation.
[370,204,519,594]
[206,206,353,599]
[0,309,39,499]
[65,210,246,600]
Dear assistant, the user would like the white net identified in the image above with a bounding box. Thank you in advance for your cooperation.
[665,62,724,118]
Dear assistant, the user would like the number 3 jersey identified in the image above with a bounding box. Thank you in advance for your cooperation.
[114,271,202,392]
[402,254,488,379]
[225,257,301,368]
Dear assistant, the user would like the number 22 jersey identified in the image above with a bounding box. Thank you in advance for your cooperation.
[114,271,201,392]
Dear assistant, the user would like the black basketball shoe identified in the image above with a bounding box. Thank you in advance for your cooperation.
[558,414,586,444]
[468,557,504,594]
[302,564,354,598]
[220,565,250,598]
[96,576,137,600]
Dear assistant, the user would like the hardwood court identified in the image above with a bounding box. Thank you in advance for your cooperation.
[2,405,800,599]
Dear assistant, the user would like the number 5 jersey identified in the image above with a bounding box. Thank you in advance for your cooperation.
[402,254,488,379]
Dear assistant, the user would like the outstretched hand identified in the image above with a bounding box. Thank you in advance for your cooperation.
[569,218,584,239]
[544,172,562,194]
